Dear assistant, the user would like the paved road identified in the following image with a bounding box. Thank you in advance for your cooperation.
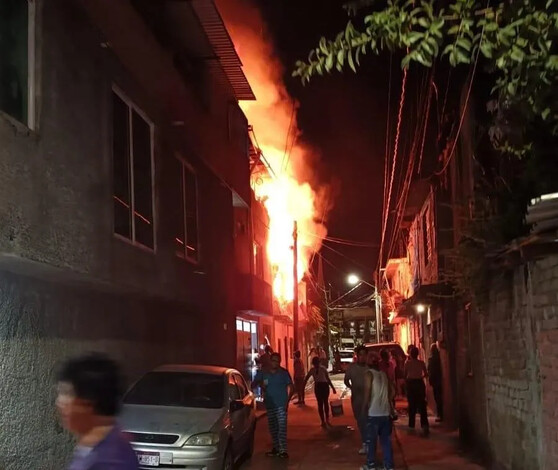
[239,375,404,469]
[240,374,486,470]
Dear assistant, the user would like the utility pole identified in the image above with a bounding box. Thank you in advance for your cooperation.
[318,256,330,358]
[293,220,299,353]
[374,271,382,343]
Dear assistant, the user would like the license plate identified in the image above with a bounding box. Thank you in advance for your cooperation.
[137,452,160,467]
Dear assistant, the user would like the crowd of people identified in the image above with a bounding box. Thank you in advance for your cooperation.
[53,342,442,469]
[254,341,443,470]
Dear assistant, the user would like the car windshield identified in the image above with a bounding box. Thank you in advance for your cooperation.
[339,351,354,359]
[124,372,224,409]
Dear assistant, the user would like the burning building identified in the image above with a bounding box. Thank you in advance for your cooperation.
[217,0,328,373]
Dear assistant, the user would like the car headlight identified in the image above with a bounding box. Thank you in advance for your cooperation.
[185,433,220,446]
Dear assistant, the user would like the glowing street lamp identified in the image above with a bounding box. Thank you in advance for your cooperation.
[346,273,381,343]
[416,304,426,314]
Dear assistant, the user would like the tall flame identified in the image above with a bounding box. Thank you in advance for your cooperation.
[217,0,327,306]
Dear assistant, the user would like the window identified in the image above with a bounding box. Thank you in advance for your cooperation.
[124,372,224,409]
[422,209,432,266]
[172,157,199,262]
[233,374,248,398]
[228,103,248,157]
[0,0,35,127]
[228,375,240,401]
[112,90,155,249]
[253,242,264,278]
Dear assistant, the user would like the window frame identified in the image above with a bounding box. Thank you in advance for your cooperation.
[227,374,241,402]
[253,241,264,279]
[111,85,156,252]
[233,374,249,398]
[27,0,36,130]
[175,155,200,264]
[0,0,36,129]
[422,205,432,267]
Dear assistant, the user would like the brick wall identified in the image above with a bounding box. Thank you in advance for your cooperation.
[460,255,558,470]
[539,328,558,470]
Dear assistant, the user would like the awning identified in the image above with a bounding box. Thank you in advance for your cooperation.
[392,282,453,319]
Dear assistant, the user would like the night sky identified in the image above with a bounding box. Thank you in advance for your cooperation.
[257,0,394,292]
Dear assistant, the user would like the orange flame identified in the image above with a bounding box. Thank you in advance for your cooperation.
[218,1,327,306]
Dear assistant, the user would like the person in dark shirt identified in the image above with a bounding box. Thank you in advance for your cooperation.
[253,352,294,458]
[293,350,306,405]
[428,343,443,422]
[304,356,336,426]
[258,345,273,373]
[56,353,138,470]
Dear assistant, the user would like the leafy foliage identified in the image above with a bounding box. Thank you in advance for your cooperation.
[293,0,558,152]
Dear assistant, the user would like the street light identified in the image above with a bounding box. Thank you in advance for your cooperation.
[416,304,426,314]
[346,273,382,343]
[347,274,374,288]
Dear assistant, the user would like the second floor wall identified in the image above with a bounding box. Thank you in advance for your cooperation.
[0,0,245,303]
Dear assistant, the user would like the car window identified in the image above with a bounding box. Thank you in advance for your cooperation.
[124,372,224,409]
[233,374,249,398]
[228,375,241,401]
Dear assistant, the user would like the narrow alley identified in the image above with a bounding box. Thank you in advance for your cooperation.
[241,375,486,470]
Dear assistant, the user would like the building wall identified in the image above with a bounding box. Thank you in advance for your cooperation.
[0,2,241,467]
[461,255,558,470]
[0,0,240,302]
[0,271,198,470]
[408,189,438,290]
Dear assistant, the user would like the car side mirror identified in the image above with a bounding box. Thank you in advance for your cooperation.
[230,400,245,413]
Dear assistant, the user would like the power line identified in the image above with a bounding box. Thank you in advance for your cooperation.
[318,240,372,272]
[435,2,488,177]
[378,66,408,272]
[386,68,435,262]
[281,100,296,173]
[382,53,394,242]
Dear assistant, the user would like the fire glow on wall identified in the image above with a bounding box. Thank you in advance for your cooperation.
[218,0,328,307]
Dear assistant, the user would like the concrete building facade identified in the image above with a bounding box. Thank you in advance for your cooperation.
[0,0,254,467]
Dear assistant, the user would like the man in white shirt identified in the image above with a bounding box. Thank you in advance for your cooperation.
[344,346,369,454]
[361,353,394,470]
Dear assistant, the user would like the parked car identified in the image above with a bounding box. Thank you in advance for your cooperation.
[338,349,355,372]
[121,365,256,470]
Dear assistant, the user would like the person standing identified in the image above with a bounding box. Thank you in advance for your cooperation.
[293,350,306,405]
[404,346,430,435]
[253,352,294,458]
[317,345,328,368]
[304,356,337,426]
[379,349,396,386]
[361,354,394,470]
[379,349,397,418]
[428,343,443,422]
[345,346,369,454]
[56,353,138,470]
[259,345,273,373]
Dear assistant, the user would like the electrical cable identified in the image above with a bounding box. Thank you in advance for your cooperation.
[386,68,435,262]
[435,2,488,177]
[318,240,373,272]
[327,283,363,306]
[281,100,296,173]
[382,53,394,242]
[378,66,408,273]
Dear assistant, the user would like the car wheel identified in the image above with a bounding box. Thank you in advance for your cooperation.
[245,424,256,459]
[222,446,234,470]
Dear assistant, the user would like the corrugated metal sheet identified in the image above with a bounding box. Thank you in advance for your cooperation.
[190,0,255,100]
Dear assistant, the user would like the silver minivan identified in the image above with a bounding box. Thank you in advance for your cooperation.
[121,365,256,470]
